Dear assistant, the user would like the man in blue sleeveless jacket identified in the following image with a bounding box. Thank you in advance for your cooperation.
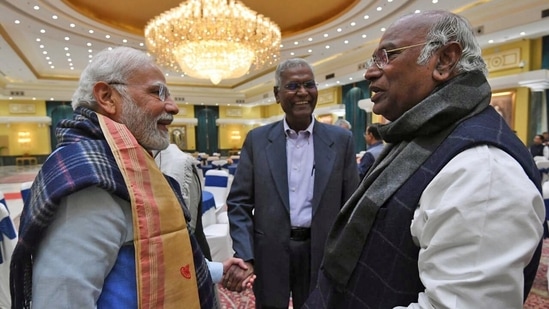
[304,10,544,308]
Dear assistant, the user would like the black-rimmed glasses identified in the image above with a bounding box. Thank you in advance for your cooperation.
[367,42,427,69]
[109,82,171,102]
[282,80,318,91]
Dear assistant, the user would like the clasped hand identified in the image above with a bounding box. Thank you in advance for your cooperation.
[221,259,255,292]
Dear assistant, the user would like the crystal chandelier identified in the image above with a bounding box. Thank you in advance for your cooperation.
[144,0,281,85]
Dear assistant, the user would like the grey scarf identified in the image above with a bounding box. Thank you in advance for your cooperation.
[322,71,491,289]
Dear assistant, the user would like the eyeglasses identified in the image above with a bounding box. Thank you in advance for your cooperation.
[367,42,427,69]
[282,80,318,91]
[108,82,171,102]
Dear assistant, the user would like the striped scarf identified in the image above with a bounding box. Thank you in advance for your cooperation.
[10,107,215,308]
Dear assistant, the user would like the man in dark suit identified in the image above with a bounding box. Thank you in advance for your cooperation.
[223,58,360,309]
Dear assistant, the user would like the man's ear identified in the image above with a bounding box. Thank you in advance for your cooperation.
[433,42,462,81]
[93,82,118,115]
[273,86,280,104]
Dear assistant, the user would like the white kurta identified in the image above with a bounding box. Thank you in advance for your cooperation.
[398,145,544,309]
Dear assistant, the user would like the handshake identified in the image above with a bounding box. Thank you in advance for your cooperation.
[221,258,256,292]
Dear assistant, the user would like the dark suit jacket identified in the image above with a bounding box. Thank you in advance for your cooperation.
[227,120,359,306]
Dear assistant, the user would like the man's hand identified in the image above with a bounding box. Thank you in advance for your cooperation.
[222,259,255,292]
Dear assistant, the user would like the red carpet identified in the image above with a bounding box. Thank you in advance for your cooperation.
[218,239,549,308]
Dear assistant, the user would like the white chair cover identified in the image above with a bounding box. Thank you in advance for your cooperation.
[204,169,230,210]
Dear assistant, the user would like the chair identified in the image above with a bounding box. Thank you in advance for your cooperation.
[203,223,233,262]
[20,181,33,205]
[0,192,6,215]
[204,169,230,210]
[537,160,549,184]
[0,202,17,308]
[229,155,240,165]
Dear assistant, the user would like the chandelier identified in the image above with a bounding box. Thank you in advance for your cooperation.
[144,0,281,85]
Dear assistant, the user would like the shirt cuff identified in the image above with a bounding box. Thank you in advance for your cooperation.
[206,260,223,283]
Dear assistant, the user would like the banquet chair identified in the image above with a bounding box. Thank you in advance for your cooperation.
[0,202,17,308]
[204,169,230,210]
[0,192,6,214]
[536,160,549,184]
[20,181,33,205]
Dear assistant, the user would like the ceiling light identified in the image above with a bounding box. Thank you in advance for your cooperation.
[144,0,281,85]
[14,20,20,24]
[33,6,39,10]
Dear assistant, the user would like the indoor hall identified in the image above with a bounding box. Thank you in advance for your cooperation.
[2,0,549,308]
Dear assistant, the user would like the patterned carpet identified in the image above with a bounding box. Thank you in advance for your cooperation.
[525,239,549,309]
[218,239,549,309]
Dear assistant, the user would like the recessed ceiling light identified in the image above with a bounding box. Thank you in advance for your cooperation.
[65,53,70,57]
[87,42,92,46]
[337,28,342,32]
[88,49,93,53]
[123,39,128,43]
[350,22,356,26]
[45,57,50,60]
[70,23,75,28]
[294,41,299,45]
[363,15,370,19]
[415,10,421,13]
[280,44,284,48]
[39,45,44,48]
[362,34,367,38]
[308,38,313,42]
[89,30,94,34]
[520,32,526,36]
[89,55,93,58]
[324,33,329,37]
[50,66,55,69]
[290,52,295,55]
[64,47,69,51]
[308,49,312,53]
[33,5,39,10]
[325,45,330,49]
[488,39,494,43]
[64,37,70,41]
[432,0,438,3]
[36,38,41,42]
[344,40,349,44]
[139,42,144,46]
[14,20,20,24]
[381,27,386,32]
[377,7,382,11]
[52,15,58,20]
[105,35,111,39]
[50,98,54,101]
[42,51,47,55]
[40,29,46,33]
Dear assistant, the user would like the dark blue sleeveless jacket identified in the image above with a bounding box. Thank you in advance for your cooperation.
[309,107,542,308]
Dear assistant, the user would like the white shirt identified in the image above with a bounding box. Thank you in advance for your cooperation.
[397,145,544,309]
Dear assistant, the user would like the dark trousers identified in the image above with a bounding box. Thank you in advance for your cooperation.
[256,238,311,309]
